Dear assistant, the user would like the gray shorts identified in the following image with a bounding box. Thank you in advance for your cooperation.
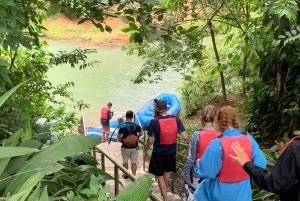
[121,147,138,164]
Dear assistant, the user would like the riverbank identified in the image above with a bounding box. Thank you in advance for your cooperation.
[42,15,130,47]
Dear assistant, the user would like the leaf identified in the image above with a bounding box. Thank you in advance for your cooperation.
[117,4,126,11]
[16,12,26,25]
[39,186,49,201]
[119,16,130,24]
[0,147,40,158]
[27,182,41,201]
[35,118,47,126]
[291,30,297,35]
[37,160,63,175]
[20,109,32,141]
[129,33,136,43]
[129,22,137,29]
[4,135,101,195]
[105,25,112,33]
[90,174,98,194]
[114,174,153,201]
[123,27,133,33]
[186,33,199,42]
[6,172,44,201]
[187,26,198,32]
[0,67,12,83]
[252,190,273,200]
[80,188,94,195]
[0,81,27,108]
[41,120,58,132]
[158,15,163,21]
[0,59,10,66]
[0,21,7,34]
[98,184,109,200]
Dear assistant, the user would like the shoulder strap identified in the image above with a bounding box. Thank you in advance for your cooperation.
[124,122,137,132]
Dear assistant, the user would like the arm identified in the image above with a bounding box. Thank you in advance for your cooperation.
[108,110,112,120]
[230,141,300,194]
[117,128,123,142]
[143,119,155,161]
[244,143,299,194]
[176,116,190,142]
[137,126,143,137]
[181,131,199,181]
[195,139,222,179]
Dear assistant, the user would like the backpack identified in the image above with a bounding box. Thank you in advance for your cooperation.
[122,123,138,146]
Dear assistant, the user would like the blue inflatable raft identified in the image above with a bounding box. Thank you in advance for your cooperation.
[86,93,181,141]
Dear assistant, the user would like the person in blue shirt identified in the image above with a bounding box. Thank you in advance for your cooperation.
[118,110,142,179]
[144,100,190,201]
[193,106,267,201]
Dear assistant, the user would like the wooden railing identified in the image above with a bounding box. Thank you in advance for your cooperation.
[93,147,162,201]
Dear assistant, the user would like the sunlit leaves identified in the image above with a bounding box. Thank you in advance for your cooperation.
[270,0,298,20]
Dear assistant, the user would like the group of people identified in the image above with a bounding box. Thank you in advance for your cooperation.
[100,101,300,201]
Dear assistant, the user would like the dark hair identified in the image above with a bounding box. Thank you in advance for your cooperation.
[107,102,112,106]
[154,99,158,103]
[156,100,167,112]
[126,110,134,118]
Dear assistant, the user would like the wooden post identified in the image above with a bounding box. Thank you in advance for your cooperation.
[171,172,175,192]
[101,153,106,185]
[114,166,119,195]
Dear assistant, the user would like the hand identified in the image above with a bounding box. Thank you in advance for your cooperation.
[229,141,250,166]
[143,151,149,162]
[181,178,190,185]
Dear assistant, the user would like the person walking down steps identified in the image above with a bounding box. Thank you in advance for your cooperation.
[118,110,142,179]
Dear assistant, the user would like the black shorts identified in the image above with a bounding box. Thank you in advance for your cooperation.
[148,152,176,176]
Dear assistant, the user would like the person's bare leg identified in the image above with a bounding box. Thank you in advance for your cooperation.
[101,131,105,142]
[163,172,171,188]
[123,163,128,170]
[131,163,137,176]
[105,133,109,142]
[158,175,168,201]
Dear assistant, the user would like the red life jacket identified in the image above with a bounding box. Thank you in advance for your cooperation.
[158,117,178,145]
[194,130,221,162]
[101,106,108,119]
[285,135,300,149]
[218,134,252,183]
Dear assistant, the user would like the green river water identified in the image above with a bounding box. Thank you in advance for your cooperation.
[46,39,182,126]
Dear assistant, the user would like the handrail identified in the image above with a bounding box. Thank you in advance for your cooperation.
[93,147,162,201]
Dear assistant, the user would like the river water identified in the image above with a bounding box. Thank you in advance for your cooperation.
[46,39,182,126]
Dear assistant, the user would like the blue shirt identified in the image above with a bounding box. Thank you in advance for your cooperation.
[181,126,217,181]
[193,129,267,201]
[148,115,185,154]
[118,122,141,149]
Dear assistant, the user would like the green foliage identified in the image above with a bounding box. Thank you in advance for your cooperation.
[122,30,204,84]
[112,173,154,201]
[243,0,300,141]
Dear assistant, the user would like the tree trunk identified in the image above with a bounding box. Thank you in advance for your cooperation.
[209,23,226,101]
[201,3,227,102]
